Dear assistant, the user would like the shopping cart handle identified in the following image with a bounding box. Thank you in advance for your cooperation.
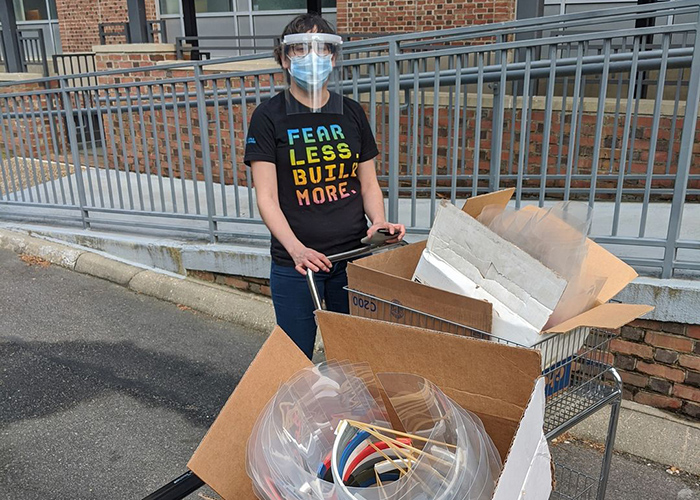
[306,240,407,310]
[142,470,204,500]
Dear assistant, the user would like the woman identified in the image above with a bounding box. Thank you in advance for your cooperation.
[244,14,405,359]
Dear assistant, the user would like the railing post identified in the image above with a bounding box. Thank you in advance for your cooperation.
[176,38,183,60]
[193,65,218,243]
[59,78,90,229]
[661,11,700,278]
[489,34,505,192]
[37,29,49,77]
[387,39,400,223]
[0,0,23,73]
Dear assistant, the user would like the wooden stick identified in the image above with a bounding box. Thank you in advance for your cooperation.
[345,419,457,450]
[350,422,453,467]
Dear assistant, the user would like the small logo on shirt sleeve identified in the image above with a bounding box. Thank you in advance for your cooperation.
[246,137,257,145]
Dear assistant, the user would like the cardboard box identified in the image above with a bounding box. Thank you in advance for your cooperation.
[347,189,653,345]
[187,312,553,500]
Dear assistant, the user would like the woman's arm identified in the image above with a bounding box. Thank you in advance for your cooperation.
[357,159,406,242]
[252,161,331,275]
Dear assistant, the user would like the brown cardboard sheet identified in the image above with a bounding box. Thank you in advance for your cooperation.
[545,303,655,333]
[353,239,427,279]
[582,238,639,304]
[348,257,492,333]
[187,327,312,500]
[462,188,515,218]
[512,205,638,303]
[317,310,541,459]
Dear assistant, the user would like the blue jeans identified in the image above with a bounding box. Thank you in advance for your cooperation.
[270,260,349,359]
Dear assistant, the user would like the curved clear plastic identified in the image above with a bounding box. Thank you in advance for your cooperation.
[246,364,502,500]
[477,201,607,328]
[281,33,344,115]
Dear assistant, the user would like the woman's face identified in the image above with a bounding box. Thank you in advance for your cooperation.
[281,31,336,71]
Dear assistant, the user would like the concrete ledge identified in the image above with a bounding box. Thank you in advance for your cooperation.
[93,43,176,53]
[0,229,83,269]
[7,224,271,279]
[203,59,278,72]
[128,270,275,334]
[615,277,700,325]
[570,399,700,475]
[75,252,141,286]
[0,73,45,82]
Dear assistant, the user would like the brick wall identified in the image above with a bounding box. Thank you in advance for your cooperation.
[91,50,272,188]
[55,0,158,53]
[0,80,73,197]
[612,320,700,419]
[337,0,516,33]
[189,270,271,297]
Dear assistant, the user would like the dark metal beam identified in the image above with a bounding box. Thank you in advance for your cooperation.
[0,0,24,73]
[127,0,149,43]
[307,0,323,14]
[515,0,544,40]
[181,0,199,60]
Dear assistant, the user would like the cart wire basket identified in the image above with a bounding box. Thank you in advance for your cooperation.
[551,463,599,500]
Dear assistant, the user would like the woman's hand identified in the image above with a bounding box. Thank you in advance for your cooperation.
[290,244,332,276]
[367,221,406,244]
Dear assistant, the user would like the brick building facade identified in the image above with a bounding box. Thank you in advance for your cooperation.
[336,0,516,33]
[54,0,157,53]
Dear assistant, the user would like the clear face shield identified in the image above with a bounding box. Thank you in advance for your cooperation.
[282,33,343,115]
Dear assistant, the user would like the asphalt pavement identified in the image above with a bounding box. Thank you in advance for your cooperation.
[1,247,699,500]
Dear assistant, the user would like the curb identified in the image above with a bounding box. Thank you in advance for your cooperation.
[75,251,142,286]
[0,228,275,335]
[129,270,275,334]
[570,399,700,475]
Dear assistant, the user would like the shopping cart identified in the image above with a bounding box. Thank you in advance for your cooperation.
[144,239,621,500]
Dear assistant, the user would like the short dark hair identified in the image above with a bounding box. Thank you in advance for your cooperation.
[274,14,337,66]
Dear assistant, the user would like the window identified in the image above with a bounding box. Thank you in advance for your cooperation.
[160,0,181,15]
[253,0,336,10]
[160,0,233,14]
[13,0,50,21]
[195,0,233,12]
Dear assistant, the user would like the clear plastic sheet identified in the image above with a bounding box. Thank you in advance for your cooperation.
[246,363,501,500]
[477,202,607,328]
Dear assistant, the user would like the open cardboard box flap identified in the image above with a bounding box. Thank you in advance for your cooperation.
[187,327,312,500]
[187,313,547,500]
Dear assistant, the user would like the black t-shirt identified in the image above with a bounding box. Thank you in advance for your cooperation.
[244,92,379,266]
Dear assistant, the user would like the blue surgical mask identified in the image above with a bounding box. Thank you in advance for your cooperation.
[289,52,333,92]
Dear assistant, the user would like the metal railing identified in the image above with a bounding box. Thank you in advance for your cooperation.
[0,28,49,76]
[98,20,166,45]
[1,1,699,278]
[175,35,281,60]
[52,53,98,88]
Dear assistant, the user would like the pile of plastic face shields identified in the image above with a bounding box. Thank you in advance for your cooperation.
[246,362,502,500]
